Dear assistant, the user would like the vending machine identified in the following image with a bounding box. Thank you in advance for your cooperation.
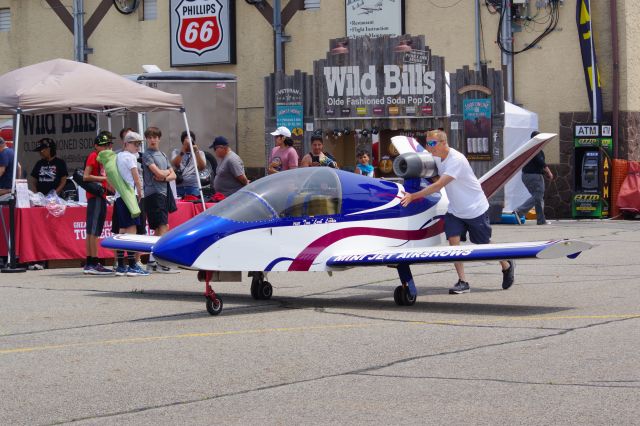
[572,123,613,218]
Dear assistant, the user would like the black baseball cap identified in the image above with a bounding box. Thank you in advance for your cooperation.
[95,130,115,146]
[209,136,229,148]
[33,138,56,152]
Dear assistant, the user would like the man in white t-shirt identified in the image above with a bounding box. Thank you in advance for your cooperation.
[400,129,514,294]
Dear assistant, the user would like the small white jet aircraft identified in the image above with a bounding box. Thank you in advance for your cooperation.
[103,133,591,315]
[359,1,384,15]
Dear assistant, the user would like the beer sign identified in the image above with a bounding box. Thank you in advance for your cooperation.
[171,0,236,66]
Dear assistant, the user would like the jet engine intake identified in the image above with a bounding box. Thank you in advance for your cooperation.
[393,152,437,179]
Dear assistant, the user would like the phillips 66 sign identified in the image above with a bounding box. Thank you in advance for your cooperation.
[170,0,236,66]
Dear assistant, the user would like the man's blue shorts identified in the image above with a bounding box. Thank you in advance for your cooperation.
[444,210,492,244]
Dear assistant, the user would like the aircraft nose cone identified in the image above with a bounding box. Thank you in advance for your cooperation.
[151,215,215,268]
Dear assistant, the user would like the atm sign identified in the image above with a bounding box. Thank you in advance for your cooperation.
[575,125,599,137]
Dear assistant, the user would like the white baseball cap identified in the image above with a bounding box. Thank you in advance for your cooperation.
[270,126,291,138]
[124,131,143,144]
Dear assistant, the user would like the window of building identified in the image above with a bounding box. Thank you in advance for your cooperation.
[143,0,157,21]
[0,9,11,32]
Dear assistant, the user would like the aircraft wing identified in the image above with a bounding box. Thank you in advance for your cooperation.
[326,239,592,268]
[101,234,160,253]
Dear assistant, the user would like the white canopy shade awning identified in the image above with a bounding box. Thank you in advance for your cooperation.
[0,58,184,115]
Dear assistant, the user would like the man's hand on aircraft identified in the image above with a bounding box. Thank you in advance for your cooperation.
[400,191,414,207]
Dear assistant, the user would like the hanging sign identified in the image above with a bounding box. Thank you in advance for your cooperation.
[170,0,236,66]
[463,98,492,161]
[346,0,404,38]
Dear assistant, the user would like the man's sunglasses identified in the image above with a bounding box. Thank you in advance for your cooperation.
[426,139,439,147]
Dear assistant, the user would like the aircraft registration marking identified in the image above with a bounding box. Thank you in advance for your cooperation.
[293,218,338,226]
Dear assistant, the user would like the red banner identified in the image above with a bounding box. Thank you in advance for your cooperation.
[0,202,213,263]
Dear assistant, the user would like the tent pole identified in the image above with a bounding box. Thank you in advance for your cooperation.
[2,110,26,273]
[10,111,21,195]
[181,111,206,210]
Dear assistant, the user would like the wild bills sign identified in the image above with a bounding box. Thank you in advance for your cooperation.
[170,0,236,66]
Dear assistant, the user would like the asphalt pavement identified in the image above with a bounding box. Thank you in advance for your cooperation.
[1,219,638,425]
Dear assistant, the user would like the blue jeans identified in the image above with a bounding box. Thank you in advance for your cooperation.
[517,173,546,224]
[176,186,200,197]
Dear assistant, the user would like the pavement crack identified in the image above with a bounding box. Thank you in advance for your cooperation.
[347,316,639,376]
[48,316,638,424]
[354,372,640,389]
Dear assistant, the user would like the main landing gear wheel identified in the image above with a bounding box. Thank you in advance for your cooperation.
[394,285,416,306]
[205,296,223,315]
[251,275,272,300]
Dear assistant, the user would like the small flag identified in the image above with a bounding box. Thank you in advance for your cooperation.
[576,0,603,123]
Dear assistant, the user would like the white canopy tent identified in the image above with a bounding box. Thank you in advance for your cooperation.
[0,58,206,202]
[503,101,538,211]
[0,59,203,268]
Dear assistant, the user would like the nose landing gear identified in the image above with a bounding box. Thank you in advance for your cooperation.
[199,270,224,315]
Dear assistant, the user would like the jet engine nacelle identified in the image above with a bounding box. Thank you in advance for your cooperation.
[393,152,438,179]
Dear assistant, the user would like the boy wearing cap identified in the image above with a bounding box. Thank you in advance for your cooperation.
[113,128,147,271]
[112,131,149,276]
[142,127,179,273]
[0,137,21,196]
[211,136,249,196]
[268,126,298,174]
[82,131,114,275]
[30,138,68,195]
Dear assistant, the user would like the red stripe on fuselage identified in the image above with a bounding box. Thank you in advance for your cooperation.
[287,220,445,271]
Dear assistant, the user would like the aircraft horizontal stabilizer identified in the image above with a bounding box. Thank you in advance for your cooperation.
[101,234,160,253]
[326,239,592,268]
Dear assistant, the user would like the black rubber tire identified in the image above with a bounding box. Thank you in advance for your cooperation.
[206,296,223,316]
[250,277,261,300]
[260,281,273,300]
[401,287,416,306]
[393,286,404,306]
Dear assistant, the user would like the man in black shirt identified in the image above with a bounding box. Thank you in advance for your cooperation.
[513,131,554,225]
[30,138,68,195]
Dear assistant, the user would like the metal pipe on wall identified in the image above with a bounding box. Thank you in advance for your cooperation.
[274,0,283,73]
[73,0,86,62]
[610,0,619,158]
[474,0,481,71]
[501,0,514,103]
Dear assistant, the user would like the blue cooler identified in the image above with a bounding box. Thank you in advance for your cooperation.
[500,212,526,224]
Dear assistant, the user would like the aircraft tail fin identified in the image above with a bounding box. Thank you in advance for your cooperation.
[101,234,160,253]
[390,135,425,155]
[479,133,556,199]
